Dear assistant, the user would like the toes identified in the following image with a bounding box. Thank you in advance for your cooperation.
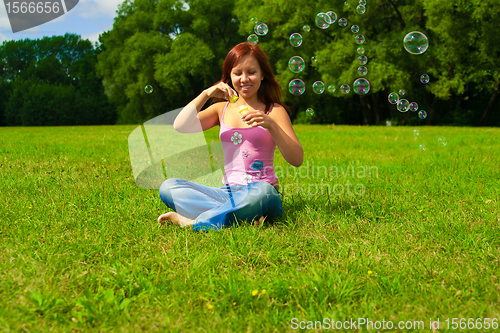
[253,216,266,227]
[158,213,171,224]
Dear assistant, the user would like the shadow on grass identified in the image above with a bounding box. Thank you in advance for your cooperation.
[269,191,362,228]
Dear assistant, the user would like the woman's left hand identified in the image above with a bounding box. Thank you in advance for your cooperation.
[240,110,275,129]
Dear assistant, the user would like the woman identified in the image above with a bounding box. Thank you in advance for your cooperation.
[158,42,303,231]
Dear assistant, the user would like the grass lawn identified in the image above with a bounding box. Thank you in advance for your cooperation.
[0,124,499,332]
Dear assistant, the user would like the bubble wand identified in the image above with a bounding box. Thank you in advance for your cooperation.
[229,94,249,115]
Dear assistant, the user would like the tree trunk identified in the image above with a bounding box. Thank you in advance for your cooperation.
[424,88,437,125]
[480,80,499,126]
[372,92,381,125]
[359,95,371,125]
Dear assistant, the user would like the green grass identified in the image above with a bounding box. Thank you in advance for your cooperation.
[0,124,499,332]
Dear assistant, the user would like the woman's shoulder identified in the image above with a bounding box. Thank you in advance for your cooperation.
[267,103,287,115]
[206,101,229,115]
[212,101,229,108]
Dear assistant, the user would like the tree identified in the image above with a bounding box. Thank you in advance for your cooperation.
[234,0,500,125]
[96,0,245,124]
[96,0,499,126]
[0,34,117,126]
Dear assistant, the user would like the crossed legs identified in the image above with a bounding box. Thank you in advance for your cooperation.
[158,179,281,230]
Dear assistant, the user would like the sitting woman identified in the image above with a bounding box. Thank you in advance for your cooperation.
[158,42,303,231]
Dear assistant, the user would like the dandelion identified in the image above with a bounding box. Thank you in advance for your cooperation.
[418,210,423,212]
[233,302,237,306]
[252,289,259,296]
[207,303,214,309]
[29,207,32,209]
[368,270,373,275]
[261,289,266,295]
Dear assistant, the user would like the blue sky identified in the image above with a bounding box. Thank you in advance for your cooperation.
[0,0,124,45]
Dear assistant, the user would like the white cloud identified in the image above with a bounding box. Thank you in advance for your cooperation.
[81,31,102,44]
[75,0,125,19]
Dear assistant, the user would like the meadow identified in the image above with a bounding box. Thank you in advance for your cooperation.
[0,124,499,332]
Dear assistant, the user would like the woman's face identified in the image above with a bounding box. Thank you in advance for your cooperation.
[230,54,264,100]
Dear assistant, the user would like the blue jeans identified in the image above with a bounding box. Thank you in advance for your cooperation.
[159,178,284,231]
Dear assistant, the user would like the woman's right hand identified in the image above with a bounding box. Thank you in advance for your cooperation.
[204,82,238,102]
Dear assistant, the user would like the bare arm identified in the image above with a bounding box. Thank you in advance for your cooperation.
[173,82,237,133]
[268,107,303,167]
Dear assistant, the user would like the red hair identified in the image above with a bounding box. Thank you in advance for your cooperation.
[218,42,289,113]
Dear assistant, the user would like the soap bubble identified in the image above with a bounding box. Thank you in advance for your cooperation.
[438,136,447,147]
[418,144,426,152]
[403,31,429,55]
[328,85,336,93]
[388,92,399,104]
[399,89,406,96]
[316,13,331,29]
[358,66,368,76]
[339,18,348,27]
[303,24,311,33]
[409,102,419,112]
[345,1,349,5]
[356,35,365,44]
[289,79,306,95]
[247,34,259,45]
[326,11,337,24]
[397,99,410,112]
[413,129,420,137]
[313,81,325,94]
[144,85,153,94]
[353,78,370,95]
[288,56,305,74]
[306,108,314,116]
[254,22,269,36]
[340,84,350,94]
[351,25,360,33]
[290,33,303,47]
[359,0,366,4]
[418,110,427,119]
[251,17,258,24]
[358,55,368,65]
[357,46,365,54]
[420,74,430,84]
[357,5,366,14]
[311,56,317,63]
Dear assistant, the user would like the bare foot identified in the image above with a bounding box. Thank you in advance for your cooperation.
[253,215,266,228]
[158,212,195,228]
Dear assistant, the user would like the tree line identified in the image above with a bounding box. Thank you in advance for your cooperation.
[1,0,499,126]
[0,34,116,126]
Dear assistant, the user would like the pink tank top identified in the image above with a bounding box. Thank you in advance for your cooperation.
[219,102,279,186]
